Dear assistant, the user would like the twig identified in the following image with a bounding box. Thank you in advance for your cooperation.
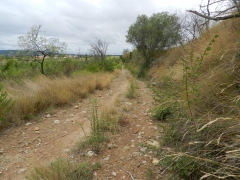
[122,168,135,180]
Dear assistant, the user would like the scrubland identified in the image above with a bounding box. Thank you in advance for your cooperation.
[144,18,240,179]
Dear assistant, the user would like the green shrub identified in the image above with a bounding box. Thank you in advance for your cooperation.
[0,84,15,122]
[152,102,172,120]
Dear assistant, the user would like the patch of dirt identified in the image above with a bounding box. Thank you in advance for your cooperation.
[0,69,166,180]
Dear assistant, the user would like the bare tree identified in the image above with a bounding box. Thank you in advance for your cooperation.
[179,11,206,42]
[89,38,109,60]
[187,0,240,21]
[18,25,67,74]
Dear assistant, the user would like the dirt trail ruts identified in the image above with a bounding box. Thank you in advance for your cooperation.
[1,69,166,180]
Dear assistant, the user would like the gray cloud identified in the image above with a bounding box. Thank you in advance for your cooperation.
[0,0,198,54]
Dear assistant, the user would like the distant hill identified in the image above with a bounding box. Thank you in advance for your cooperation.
[0,50,18,56]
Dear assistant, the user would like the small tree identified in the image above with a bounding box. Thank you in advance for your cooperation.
[126,12,182,76]
[18,25,67,74]
[89,38,109,60]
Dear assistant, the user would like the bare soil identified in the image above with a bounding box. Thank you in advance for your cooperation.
[0,69,166,180]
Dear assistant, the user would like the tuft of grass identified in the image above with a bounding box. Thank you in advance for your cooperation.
[99,108,119,134]
[92,162,102,170]
[146,168,154,180]
[126,81,138,99]
[26,158,93,180]
[152,101,173,121]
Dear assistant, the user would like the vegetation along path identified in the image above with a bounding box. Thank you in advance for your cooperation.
[0,69,165,180]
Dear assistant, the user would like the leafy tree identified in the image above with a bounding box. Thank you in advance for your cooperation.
[89,38,109,60]
[18,25,67,74]
[126,12,182,75]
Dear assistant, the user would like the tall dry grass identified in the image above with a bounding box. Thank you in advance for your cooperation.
[1,70,120,129]
[149,18,240,179]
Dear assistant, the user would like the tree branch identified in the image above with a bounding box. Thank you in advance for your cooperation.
[187,10,240,21]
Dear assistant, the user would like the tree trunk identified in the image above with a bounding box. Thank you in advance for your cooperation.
[41,56,46,74]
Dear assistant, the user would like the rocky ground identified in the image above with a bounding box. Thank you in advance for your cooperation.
[0,69,167,180]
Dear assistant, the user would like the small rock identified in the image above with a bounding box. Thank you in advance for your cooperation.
[35,131,40,134]
[69,114,74,117]
[74,106,79,109]
[54,120,61,124]
[104,156,110,161]
[18,168,27,174]
[125,102,132,105]
[24,142,29,147]
[138,132,145,138]
[46,114,52,118]
[63,149,71,153]
[26,122,32,126]
[34,127,40,131]
[152,158,159,165]
[147,140,160,148]
[133,152,141,156]
[0,149,4,154]
[123,146,130,150]
[112,172,117,176]
[142,161,147,164]
[140,147,147,152]
[148,126,158,130]
[86,151,94,157]
[107,144,117,149]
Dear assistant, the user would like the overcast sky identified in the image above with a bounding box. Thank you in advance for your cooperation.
[0,0,201,55]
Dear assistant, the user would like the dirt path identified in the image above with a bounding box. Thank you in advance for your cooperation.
[0,69,165,180]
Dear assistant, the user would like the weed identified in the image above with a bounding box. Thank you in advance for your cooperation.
[146,168,154,180]
[0,84,15,122]
[87,98,109,153]
[99,108,119,134]
[26,158,93,180]
[180,35,218,118]
[92,162,102,170]
[75,98,109,154]
[152,101,173,121]
[126,81,138,98]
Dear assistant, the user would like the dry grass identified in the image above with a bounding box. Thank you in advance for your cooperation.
[149,18,240,179]
[99,107,119,134]
[26,158,93,180]
[0,70,119,129]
